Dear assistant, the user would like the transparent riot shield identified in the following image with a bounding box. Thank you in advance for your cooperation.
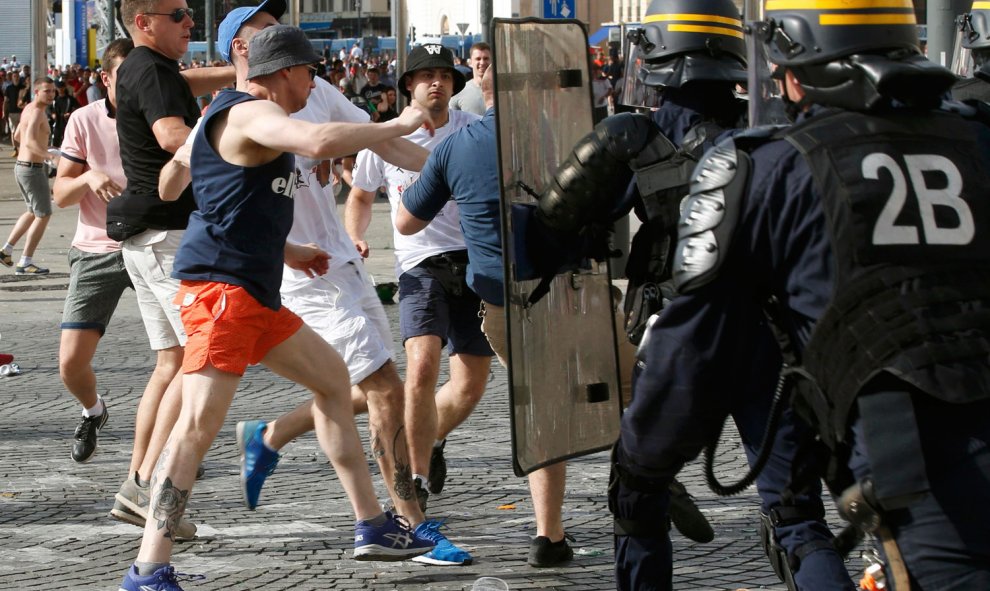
[492,18,622,476]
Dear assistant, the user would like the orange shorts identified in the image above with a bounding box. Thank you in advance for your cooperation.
[175,280,304,376]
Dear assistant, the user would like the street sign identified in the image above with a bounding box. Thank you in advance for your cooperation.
[543,0,574,19]
[457,22,469,35]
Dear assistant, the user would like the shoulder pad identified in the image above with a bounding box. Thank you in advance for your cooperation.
[672,136,751,294]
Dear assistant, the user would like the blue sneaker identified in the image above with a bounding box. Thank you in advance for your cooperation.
[411,519,473,565]
[236,420,280,510]
[119,564,205,591]
[354,511,435,561]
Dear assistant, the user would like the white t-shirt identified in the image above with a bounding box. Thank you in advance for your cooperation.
[352,109,480,276]
[281,77,372,293]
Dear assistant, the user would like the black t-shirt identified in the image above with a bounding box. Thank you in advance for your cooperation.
[360,82,389,102]
[110,46,199,230]
[4,82,25,114]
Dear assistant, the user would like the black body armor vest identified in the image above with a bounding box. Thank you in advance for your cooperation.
[623,121,725,344]
[782,108,990,447]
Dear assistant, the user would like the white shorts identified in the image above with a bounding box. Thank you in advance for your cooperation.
[281,261,394,386]
[122,229,186,350]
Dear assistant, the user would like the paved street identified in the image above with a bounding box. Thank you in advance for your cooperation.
[0,152,858,590]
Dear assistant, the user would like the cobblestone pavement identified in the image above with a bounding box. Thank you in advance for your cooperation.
[0,153,860,590]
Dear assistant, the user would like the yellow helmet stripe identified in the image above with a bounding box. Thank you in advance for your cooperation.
[766,0,912,9]
[973,1,990,8]
[667,24,745,39]
[644,13,743,28]
[819,13,917,25]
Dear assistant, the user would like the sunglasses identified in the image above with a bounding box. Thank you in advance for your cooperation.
[143,8,194,23]
[305,65,318,80]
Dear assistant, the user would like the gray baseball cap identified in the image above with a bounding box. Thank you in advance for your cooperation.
[247,25,321,80]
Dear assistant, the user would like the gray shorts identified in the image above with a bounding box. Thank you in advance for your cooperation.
[61,247,132,334]
[14,163,52,217]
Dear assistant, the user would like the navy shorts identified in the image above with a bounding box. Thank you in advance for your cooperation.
[398,257,493,357]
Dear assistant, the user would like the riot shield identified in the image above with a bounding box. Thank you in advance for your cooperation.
[492,18,622,476]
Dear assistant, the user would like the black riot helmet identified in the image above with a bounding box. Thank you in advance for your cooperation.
[621,0,747,107]
[756,0,955,110]
[959,1,990,50]
[954,1,990,75]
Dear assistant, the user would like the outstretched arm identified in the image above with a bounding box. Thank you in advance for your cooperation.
[236,100,435,162]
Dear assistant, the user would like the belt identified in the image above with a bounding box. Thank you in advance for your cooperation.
[15,161,44,168]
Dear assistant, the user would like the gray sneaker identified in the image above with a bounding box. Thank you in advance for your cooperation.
[109,474,198,541]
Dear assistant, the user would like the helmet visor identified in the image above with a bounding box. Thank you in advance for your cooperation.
[951,27,975,77]
[746,20,789,127]
[620,29,664,109]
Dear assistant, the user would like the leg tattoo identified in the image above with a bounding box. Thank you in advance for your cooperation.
[149,446,189,540]
[370,428,385,460]
[391,427,414,501]
[152,476,189,540]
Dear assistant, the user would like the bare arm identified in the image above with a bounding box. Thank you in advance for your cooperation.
[370,136,428,172]
[151,116,193,154]
[236,100,434,161]
[53,158,123,207]
[180,66,236,97]
[344,185,378,258]
[395,201,430,235]
[158,143,192,201]
[340,155,356,187]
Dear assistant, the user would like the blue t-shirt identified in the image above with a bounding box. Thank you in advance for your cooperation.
[401,108,505,305]
[172,90,297,310]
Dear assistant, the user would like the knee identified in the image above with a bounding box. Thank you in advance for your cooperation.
[59,352,91,380]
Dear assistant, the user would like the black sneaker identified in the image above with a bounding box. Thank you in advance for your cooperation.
[527,534,574,567]
[668,478,714,543]
[427,439,447,494]
[71,407,108,463]
[414,476,430,513]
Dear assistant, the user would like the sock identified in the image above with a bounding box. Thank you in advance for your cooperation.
[82,398,104,418]
[433,439,445,448]
[359,512,388,526]
[134,561,168,576]
[17,255,31,267]
[2,243,12,254]
[413,473,429,489]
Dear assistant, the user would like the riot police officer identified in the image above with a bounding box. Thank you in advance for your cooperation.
[605,0,990,589]
[537,1,856,589]
[953,1,990,102]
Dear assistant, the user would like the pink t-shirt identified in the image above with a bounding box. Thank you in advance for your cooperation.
[59,99,127,253]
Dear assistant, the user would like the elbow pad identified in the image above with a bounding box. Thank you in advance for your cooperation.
[672,136,750,294]
[537,113,671,233]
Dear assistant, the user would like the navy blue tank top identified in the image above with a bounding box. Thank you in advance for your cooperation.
[173,90,297,310]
